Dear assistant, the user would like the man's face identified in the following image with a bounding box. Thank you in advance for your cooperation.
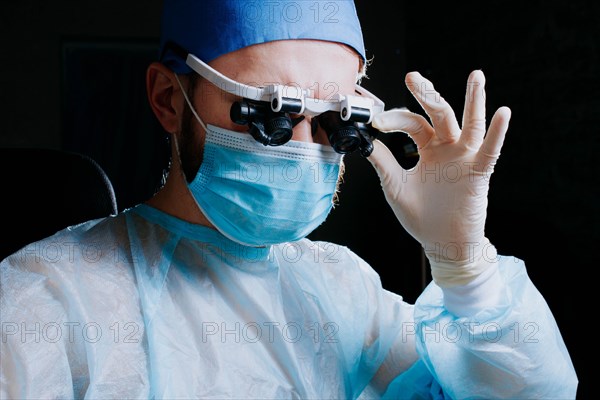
[178,39,361,180]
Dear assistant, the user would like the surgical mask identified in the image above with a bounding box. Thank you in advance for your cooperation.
[174,75,343,247]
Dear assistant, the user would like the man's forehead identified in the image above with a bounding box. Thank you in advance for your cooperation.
[206,40,361,96]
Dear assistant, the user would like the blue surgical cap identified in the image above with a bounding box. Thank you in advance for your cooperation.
[159,0,366,74]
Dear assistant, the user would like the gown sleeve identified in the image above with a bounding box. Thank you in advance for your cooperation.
[381,256,578,399]
[1,254,79,399]
[1,219,150,399]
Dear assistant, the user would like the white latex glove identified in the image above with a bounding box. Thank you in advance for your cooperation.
[368,70,511,288]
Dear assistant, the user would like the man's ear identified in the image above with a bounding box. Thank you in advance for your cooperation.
[146,62,185,134]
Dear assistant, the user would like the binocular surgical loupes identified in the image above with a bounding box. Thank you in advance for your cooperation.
[184,51,385,157]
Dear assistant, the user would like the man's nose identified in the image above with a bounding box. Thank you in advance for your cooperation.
[290,116,327,145]
[289,115,312,142]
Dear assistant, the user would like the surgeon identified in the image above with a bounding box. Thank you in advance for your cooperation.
[0,0,577,398]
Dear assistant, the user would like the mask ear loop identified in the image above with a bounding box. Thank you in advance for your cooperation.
[171,73,212,223]
[171,132,185,182]
[173,73,208,134]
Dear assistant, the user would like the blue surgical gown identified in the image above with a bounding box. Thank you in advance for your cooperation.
[0,204,577,399]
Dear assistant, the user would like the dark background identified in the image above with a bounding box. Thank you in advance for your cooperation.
[0,1,596,398]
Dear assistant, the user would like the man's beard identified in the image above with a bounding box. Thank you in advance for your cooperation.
[178,105,203,183]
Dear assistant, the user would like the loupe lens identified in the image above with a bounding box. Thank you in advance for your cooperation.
[265,115,293,145]
[318,111,362,154]
[329,126,361,154]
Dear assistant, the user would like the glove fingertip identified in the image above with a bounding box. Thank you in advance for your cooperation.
[372,108,411,132]
[367,140,399,168]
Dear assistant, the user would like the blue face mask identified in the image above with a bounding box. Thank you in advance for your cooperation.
[187,125,342,247]
[173,73,343,246]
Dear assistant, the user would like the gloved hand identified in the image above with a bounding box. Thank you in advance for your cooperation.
[368,70,511,288]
